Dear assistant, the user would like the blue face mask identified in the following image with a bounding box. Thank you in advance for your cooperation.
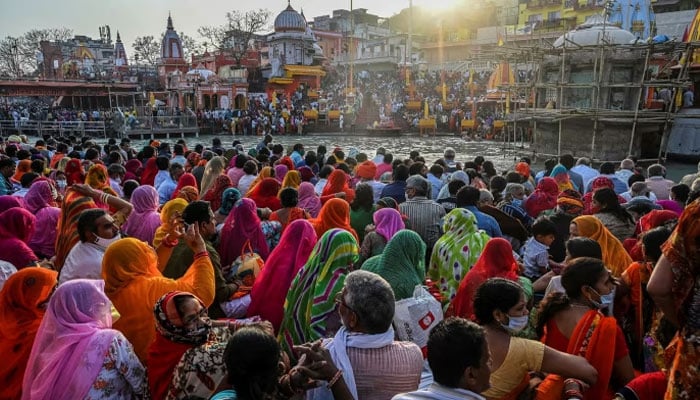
[501,314,529,333]
[511,198,523,207]
[589,287,615,313]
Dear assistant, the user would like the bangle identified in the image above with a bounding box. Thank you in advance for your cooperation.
[564,389,583,399]
[100,192,109,204]
[327,369,343,388]
[193,251,209,260]
[162,236,179,248]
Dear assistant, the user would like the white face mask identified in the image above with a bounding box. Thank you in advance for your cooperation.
[94,233,121,249]
[56,179,67,189]
[502,314,529,333]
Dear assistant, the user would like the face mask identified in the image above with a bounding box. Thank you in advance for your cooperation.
[588,287,615,312]
[502,314,529,333]
[511,198,523,207]
[94,232,121,249]
[56,179,67,189]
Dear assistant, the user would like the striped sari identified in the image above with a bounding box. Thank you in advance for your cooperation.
[278,228,359,360]
[54,188,97,271]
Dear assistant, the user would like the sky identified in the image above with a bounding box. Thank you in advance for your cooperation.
[1,0,458,53]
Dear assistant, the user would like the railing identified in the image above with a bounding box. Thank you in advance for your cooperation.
[0,119,107,137]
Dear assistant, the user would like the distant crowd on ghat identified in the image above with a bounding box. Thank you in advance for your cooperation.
[1,132,700,400]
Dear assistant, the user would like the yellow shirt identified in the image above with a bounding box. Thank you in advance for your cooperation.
[482,337,545,399]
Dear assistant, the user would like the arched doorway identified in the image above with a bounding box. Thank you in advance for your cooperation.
[234,94,246,110]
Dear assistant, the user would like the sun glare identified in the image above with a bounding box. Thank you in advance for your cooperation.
[411,0,464,12]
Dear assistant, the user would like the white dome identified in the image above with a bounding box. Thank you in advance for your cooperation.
[553,14,637,48]
[274,3,307,32]
[186,67,216,81]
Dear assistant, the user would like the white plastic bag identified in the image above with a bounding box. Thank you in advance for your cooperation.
[393,285,444,353]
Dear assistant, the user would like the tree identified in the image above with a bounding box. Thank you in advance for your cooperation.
[198,8,271,65]
[0,37,25,78]
[132,35,160,66]
[0,28,73,78]
[179,32,203,62]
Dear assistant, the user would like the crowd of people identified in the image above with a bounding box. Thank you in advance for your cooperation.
[0,131,699,399]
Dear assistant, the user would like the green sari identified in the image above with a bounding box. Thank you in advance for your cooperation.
[362,230,426,300]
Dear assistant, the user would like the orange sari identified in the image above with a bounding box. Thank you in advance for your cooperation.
[572,216,633,277]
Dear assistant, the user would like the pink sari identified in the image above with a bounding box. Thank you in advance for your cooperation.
[123,185,161,245]
[24,181,60,258]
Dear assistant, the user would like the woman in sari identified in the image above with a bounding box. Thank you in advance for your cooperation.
[550,164,575,192]
[153,198,188,248]
[537,257,635,399]
[311,198,359,243]
[65,158,85,185]
[24,180,61,259]
[85,164,118,197]
[124,159,142,183]
[647,198,700,398]
[122,185,161,246]
[171,172,199,200]
[623,209,677,262]
[475,278,597,400]
[280,169,301,192]
[247,177,282,211]
[570,216,633,277]
[218,198,271,269]
[358,207,405,266]
[202,175,233,213]
[199,156,226,199]
[361,230,426,300]
[278,228,359,359]
[583,177,627,215]
[592,188,636,242]
[0,195,23,212]
[0,208,39,269]
[524,177,559,218]
[140,157,158,187]
[22,279,148,400]
[349,183,375,244]
[269,187,310,232]
[274,164,289,183]
[429,208,490,303]
[298,181,322,218]
[175,186,199,203]
[0,267,58,399]
[12,159,32,185]
[102,231,216,361]
[245,166,274,196]
[247,219,318,332]
[321,169,355,204]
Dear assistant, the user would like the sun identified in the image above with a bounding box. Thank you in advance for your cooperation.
[410,0,465,12]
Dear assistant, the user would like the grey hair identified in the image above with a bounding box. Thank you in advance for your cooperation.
[502,183,525,200]
[479,188,494,203]
[406,174,430,197]
[647,163,665,178]
[343,270,396,334]
[576,157,591,166]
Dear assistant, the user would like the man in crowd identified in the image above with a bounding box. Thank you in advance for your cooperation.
[0,158,16,195]
[456,186,502,238]
[60,209,120,284]
[157,162,184,205]
[400,175,446,261]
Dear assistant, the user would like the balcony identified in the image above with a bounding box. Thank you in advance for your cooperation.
[535,17,578,31]
[526,0,563,9]
[332,51,401,66]
[573,0,605,10]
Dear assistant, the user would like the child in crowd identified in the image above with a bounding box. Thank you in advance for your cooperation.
[521,217,564,281]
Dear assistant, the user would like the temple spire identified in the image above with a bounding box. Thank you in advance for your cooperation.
[167,12,174,30]
[116,31,122,42]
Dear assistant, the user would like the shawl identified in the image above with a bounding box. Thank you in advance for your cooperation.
[361,230,426,300]
[22,279,117,400]
[219,198,270,269]
[557,189,584,216]
[199,156,226,199]
[312,198,359,243]
[245,166,274,196]
[0,195,23,212]
[54,188,97,271]
[373,207,405,242]
[124,159,142,182]
[13,159,32,182]
[0,208,38,269]
[202,175,233,212]
[278,228,358,359]
[247,219,318,332]
[550,164,574,192]
[248,177,282,211]
[274,164,289,183]
[64,158,85,185]
[572,216,633,277]
[298,182,322,218]
[218,188,242,216]
[280,170,302,193]
[322,170,355,203]
[429,208,490,302]
[448,238,519,320]
[0,267,57,399]
[85,164,118,196]
[140,158,158,186]
[172,173,199,200]
[24,180,57,214]
[123,185,161,245]
[153,198,188,248]
[524,177,558,218]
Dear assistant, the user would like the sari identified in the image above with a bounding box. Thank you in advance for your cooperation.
[448,238,519,320]
[202,175,233,212]
[85,164,118,196]
[13,159,32,183]
[140,158,158,186]
[0,195,23,212]
[550,164,574,192]
[176,186,199,203]
[186,152,201,173]
[362,230,426,300]
[245,166,274,196]
[171,173,199,200]
[54,188,98,271]
[102,238,215,361]
[373,207,405,242]
[572,216,633,277]
[0,208,38,269]
[124,159,142,182]
[218,188,241,216]
[123,185,161,245]
[279,156,295,172]
[311,198,359,243]
[25,181,60,259]
[524,177,559,218]
[274,164,289,183]
[0,267,58,399]
[218,198,270,269]
[153,198,188,248]
[429,208,490,302]
[22,280,120,400]
[298,166,315,182]
[248,177,282,211]
[278,228,358,359]
[247,219,318,332]
[582,177,627,215]
[199,156,226,199]
[298,182,322,217]
[322,169,355,203]
[660,198,700,398]
[280,170,301,193]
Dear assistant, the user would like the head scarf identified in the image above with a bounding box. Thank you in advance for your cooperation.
[140,158,158,186]
[356,161,377,180]
[278,229,358,358]
[186,152,201,172]
[557,189,584,216]
[572,216,633,276]
[362,230,426,300]
[85,164,118,196]
[298,166,315,182]
[639,209,677,233]
[245,166,274,196]
[373,207,405,242]
[64,159,85,186]
[312,198,358,243]
[175,186,199,203]
[123,185,161,246]
[199,156,226,199]
[0,267,57,399]
[280,170,302,193]
[449,238,519,320]
[12,159,32,182]
[172,173,199,200]
[54,188,98,271]
[24,180,57,214]
[582,177,617,214]
[274,164,289,183]
[153,198,188,248]
[124,159,142,182]
[280,156,295,171]
[524,177,559,218]
[322,169,355,203]
[247,177,282,211]
[219,198,270,269]
[297,182,322,218]
[202,175,233,212]
[377,196,399,210]
[22,279,117,400]
[0,195,23,212]
[0,208,38,269]
[25,182,61,259]
[218,188,242,216]
[550,164,574,192]
[429,208,490,302]
[514,162,530,179]
[247,220,318,332]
